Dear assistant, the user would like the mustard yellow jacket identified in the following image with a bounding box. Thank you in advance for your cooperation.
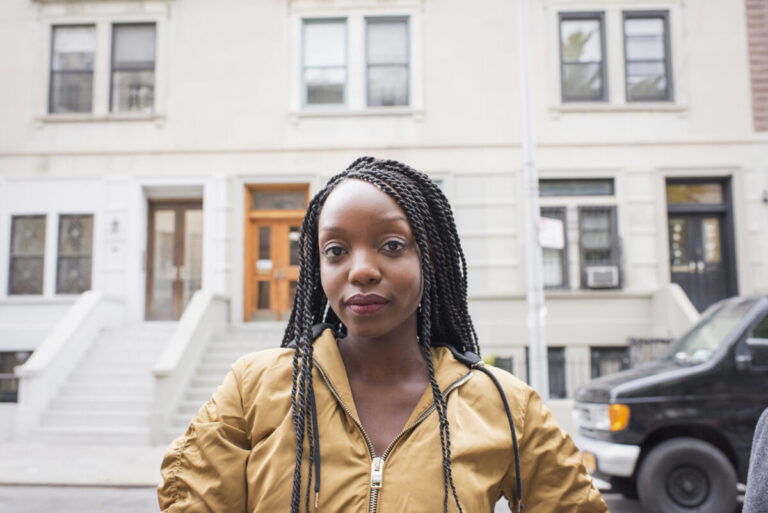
[158,329,607,512]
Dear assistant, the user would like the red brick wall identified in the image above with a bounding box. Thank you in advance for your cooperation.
[746,0,768,131]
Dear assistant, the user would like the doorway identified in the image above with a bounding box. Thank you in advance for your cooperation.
[145,200,203,320]
[666,179,738,312]
[244,185,308,321]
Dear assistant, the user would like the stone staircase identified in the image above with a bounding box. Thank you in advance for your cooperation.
[28,323,176,445]
[168,322,286,437]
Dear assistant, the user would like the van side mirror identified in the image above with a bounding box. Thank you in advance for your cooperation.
[744,338,768,371]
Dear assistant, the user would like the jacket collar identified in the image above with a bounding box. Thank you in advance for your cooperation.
[312,328,471,426]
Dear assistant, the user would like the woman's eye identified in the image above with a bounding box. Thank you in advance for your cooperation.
[323,245,346,258]
[383,240,406,253]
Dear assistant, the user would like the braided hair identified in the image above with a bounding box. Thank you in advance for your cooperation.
[280,156,480,513]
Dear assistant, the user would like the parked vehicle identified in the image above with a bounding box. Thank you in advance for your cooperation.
[574,295,768,513]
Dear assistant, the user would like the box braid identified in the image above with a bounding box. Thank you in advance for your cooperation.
[280,156,479,513]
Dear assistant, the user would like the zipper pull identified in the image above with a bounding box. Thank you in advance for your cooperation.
[370,457,384,489]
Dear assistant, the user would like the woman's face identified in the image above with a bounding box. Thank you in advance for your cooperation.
[318,179,422,339]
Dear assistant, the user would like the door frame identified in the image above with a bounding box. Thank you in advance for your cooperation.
[665,177,739,304]
[243,184,309,322]
[145,198,203,320]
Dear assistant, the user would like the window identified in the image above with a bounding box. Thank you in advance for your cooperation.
[548,347,567,398]
[752,314,768,340]
[56,215,94,294]
[49,25,95,113]
[624,12,672,102]
[366,18,409,107]
[0,351,32,402]
[559,13,607,102]
[540,178,614,197]
[591,346,630,378]
[525,347,568,398]
[579,206,621,288]
[111,23,156,113]
[541,207,568,289]
[303,19,347,106]
[8,216,46,295]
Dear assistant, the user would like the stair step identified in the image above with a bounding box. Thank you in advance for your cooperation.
[69,372,153,386]
[186,388,214,402]
[41,411,149,428]
[61,382,153,398]
[190,375,225,388]
[29,426,149,445]
[179,400,205,415]
[50,398,152,412]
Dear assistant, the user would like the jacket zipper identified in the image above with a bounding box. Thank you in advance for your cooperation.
[314,363,473,513]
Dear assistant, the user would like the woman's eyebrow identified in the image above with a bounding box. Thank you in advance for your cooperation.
[319,215,408,234]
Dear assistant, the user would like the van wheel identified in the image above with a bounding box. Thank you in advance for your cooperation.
[637,437,737,513]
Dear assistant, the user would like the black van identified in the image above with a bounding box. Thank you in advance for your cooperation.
[574,295,768,513]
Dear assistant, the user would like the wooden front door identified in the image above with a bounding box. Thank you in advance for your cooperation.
[245,185,308,321]
[146,201,204,320]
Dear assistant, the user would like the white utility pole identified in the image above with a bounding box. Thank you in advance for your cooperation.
[516,0,549,399]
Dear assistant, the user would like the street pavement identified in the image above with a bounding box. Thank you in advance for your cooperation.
[0,485,646,513]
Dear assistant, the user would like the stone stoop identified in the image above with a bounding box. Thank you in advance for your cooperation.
[166,322,286,440]
[27,322,176,446]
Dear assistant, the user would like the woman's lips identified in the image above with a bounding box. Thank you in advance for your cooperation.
[346,294,388,315]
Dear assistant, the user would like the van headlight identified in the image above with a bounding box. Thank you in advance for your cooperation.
[574,403,631,432]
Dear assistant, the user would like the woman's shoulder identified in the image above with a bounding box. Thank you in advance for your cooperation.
[228,347,296,389]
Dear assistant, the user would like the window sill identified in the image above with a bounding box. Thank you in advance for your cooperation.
[550,102,687,116]
[37,113,165,125]
[290,107,424,123]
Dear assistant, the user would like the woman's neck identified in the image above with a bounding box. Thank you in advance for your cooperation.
[338,316,427,384]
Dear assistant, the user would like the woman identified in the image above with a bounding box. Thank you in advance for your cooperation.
[743,407,768,513]
[158,157,607,513]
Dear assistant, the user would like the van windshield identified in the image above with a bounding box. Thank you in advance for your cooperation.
[666,299,757,366]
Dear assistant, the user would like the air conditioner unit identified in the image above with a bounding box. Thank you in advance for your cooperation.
[586,266,619,289]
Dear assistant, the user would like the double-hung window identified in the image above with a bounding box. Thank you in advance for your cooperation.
[366,17,409,107]
[7,214,94,296]
[303,19,347,106]
[48,22,157,114]
[56,215,94,294]
[579,206,621,289]
[559,13,607,102]
[111,24,157,113]
[624,12,673,102]
[300,15,411,110]
[49,25,96,113]
[539,179,621,290]
[8,216,47,295]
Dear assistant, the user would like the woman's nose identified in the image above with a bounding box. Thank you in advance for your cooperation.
[348,250,382,285]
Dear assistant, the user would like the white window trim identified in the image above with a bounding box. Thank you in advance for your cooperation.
[545,1,688,115]
[290,7,423,116]
[36,4,167,124]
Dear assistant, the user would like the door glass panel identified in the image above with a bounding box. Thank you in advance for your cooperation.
[9,216,46,295]
[257,226,271,274]
[666,184,723,204]
[669,218,689,268]
[183,209,203,304]
[701,218,721,263]
[289,226,300,266]
[252,191,307,210]
[149,210,175,320]
[257,281,270,310]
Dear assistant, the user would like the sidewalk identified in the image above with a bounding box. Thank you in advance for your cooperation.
[0,443,167,487]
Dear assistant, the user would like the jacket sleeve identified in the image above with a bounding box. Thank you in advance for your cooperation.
[157,359,251,513]
[743,407,768,513]
[503,388,608,513]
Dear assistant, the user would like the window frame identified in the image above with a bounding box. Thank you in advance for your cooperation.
[558,11,609,103]
[541,206,569,290]
[55,214,94,295]
[540,178,615,197]
[0,351,33,403]
[301,17,349,108]
[8,215,47,296]
[109,22,157,113]
[590,346,630,378]
[48,24,96,114]
[365,16,411,108]
[578,205,622,289]
[622,10,674,102]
